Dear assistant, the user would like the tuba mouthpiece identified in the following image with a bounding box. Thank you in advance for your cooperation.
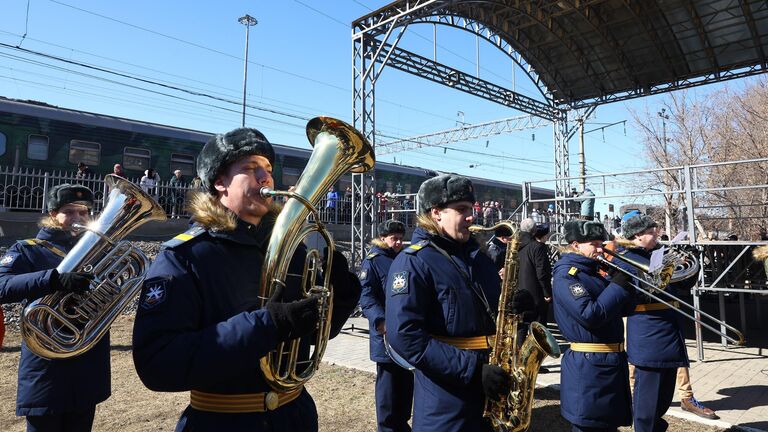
[259,187,275,198]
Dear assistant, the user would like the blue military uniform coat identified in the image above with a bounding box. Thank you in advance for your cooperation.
[552,252,633,429]
[385,227,500,432]
[359,244,398,362]
[0,227,111,416]
[132,216,354,432]
[616,246,689,368]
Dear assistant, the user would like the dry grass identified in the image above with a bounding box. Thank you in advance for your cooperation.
[0,315,730,432]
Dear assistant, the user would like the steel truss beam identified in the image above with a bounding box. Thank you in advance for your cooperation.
[371,40,560,121]
[377,115,549,155]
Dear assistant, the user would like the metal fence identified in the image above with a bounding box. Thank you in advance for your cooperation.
[0,167,195,218]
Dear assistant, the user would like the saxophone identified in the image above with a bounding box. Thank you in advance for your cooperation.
[470,222,561,432]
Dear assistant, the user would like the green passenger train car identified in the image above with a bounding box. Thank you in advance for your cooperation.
[0,97,552,210]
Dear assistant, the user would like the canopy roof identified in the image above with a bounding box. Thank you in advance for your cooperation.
[355,0,768,108]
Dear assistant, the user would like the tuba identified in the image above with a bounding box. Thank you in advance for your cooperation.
[21,175,167,359]
[258,116,374,392]
[469,222,561,432]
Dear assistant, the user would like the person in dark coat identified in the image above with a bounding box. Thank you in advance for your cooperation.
[359,219,413,432]
[131,127,361,432]
[0,184,109,432]
[486,224,513,273]
[616,214,693,432]
[385,174,508,432]
[552,220,634,432]
[518,222,553,325]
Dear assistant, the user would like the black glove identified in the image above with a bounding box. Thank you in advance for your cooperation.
[608,267,633,292]
[480,363,511,401]
[265,285,320,342]
[51,270,93,294]
[323,249,362,307]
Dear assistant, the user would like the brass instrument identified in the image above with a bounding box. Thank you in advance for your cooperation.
[258,116,374,392]
[469,222,561,432]
[598,247,745,346]
[21,175,167,358]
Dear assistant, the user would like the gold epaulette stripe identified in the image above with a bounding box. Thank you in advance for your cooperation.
[432,334,493,350]
[173,233,195,242]
[24,239,66,258]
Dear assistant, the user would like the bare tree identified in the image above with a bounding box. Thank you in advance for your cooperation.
[630,80,768,240]
[629,91,713,236]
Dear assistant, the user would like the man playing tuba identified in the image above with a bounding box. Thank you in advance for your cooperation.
[131,127,361,432]
[0,184,109,432]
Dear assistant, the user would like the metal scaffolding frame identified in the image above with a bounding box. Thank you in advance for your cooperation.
[523,158,768,359]
[351,0,768,267]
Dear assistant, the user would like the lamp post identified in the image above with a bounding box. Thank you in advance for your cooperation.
[238,14,258,127]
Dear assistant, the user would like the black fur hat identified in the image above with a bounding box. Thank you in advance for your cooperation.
[417,174,475,213]
[197,128,275,194]
[622,214,658,239]
[377,219,405,237]
[564,220,608,243]
[47,184,94,211]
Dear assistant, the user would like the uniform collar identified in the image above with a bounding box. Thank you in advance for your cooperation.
[208,217,272,247]
[557,251,600,274]
[412,226,479,256]
[38,227,80,249]
[370,244,397,258]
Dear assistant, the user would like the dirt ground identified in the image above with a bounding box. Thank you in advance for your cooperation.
[0,315,732,432]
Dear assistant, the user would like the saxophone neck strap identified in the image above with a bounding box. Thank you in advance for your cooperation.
[429,240,495,323]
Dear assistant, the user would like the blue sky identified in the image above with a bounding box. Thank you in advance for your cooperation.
[0,0,752,214]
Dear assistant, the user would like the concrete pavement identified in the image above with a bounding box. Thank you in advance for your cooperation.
[323,317,768,431]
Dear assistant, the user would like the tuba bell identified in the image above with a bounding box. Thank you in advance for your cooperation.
[21,175,167,359]
[258,116,374,392]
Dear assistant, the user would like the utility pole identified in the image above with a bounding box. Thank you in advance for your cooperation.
[578,116,586,192]
[238,14,258,127]
[658,108,672,236]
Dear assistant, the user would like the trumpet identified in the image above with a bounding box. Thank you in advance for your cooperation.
[597,247,745,346]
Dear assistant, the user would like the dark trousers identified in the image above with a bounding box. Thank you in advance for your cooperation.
[571,427,618,432]
[633,366,676,432]
[376,362,414,432]
[26,407,96,432]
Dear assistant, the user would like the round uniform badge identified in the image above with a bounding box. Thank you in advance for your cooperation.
[265,391,279,411]
[569,283,588,299]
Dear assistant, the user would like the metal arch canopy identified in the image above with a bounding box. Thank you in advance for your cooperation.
[354,0,768,109]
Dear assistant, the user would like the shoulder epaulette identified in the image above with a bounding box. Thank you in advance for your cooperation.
[366,252,379,259]
[568,266,579,276]
[404,239,430,255]
[18,238,67,258]
[162,225,207,249]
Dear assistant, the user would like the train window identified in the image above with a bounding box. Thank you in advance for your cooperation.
[170,153,195,177]
[27,135,49,160]
[68,140,101,166]
[0,131,5,156]
[124,147,151,171]
[282,167,301,187]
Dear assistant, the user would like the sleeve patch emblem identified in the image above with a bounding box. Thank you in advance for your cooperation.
[0,253,17,266]
[569,283,588,299]
[358,270,367,280]
[140,279,168,310]
[390,271,409,295]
